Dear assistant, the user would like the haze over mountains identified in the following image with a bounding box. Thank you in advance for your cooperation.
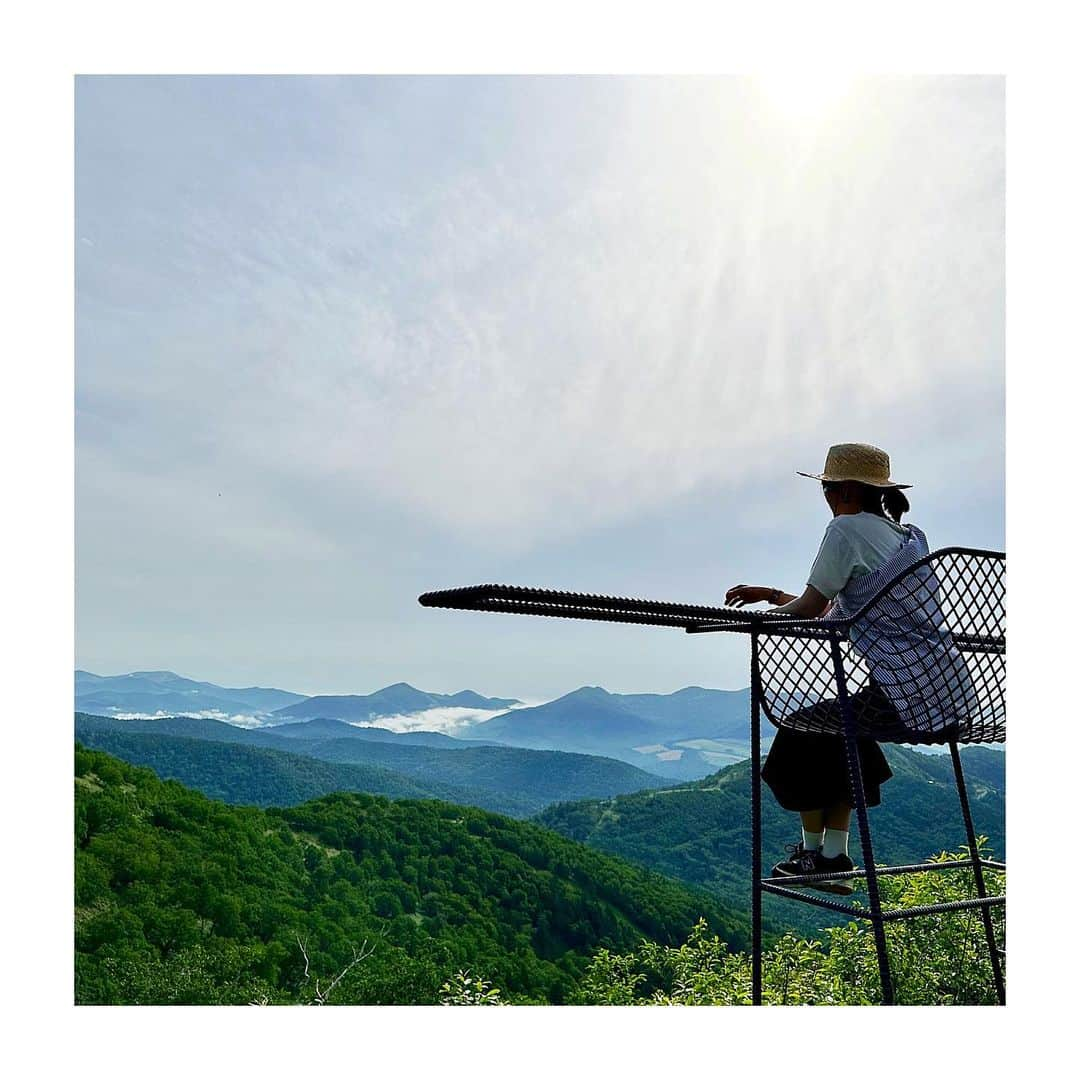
[74,669,307,718]
[75,670,759,779]
[470,684,756,778]
[74,670,519,727]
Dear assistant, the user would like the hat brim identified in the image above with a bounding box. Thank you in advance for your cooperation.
[796,470,912,490]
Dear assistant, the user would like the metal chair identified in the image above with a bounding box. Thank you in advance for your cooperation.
[419,546,1006,1005]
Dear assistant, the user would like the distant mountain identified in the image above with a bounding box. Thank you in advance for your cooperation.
[270,682,520,722]
[74,669,307,716]
[75,712,667,816]
[73,671,521,729]
[614,686,754,735]
[468,685,754,780]
[536,743,1005,938]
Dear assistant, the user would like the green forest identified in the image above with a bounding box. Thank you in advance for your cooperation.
[75,745,746,1004]
[75,743,1003,1005]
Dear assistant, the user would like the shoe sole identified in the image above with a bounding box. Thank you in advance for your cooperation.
[807,879,855,896]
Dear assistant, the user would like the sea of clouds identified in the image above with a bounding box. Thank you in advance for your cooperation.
[104,708,266,728]
[102,701,537,736]
[344,703,534,737]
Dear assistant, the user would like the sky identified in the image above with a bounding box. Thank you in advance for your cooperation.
[75,75,1004,701]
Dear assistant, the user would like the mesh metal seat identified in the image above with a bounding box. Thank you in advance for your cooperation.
[419,545,1006,1005]
[754,548,1005,745]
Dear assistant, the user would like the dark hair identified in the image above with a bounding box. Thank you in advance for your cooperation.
[822,480,909,524]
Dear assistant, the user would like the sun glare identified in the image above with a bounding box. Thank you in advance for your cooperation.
[758,73,854,119]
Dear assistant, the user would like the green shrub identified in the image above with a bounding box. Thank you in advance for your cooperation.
[571,843,1004,1006]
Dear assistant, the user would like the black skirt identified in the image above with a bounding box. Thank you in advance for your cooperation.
[761,684,895,812]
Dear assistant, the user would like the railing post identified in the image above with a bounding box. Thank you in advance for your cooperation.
[829,634,895,1005]
[750,629,763,1006]
[949,740,1006,1004]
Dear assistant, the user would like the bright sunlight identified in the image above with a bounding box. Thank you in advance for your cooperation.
[757,72,854,118]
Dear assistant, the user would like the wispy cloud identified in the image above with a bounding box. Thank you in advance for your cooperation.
[77,77,1002,548]
[104,708,265,728]
[75,76,1003,696]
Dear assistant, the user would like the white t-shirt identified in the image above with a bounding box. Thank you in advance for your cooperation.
[807,512,909,600]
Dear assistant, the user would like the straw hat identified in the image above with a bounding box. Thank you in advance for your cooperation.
[797,443,911,489]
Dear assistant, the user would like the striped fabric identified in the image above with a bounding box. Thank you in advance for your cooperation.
[826,524,979,735]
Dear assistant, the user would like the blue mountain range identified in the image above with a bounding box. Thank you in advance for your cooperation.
[74,670,758,779]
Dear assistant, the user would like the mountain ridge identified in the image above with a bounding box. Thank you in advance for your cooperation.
[469,684,754,778]
[74,712,668,815]
[75,669,522,723]
[271,682,520,722]
[74,729,541,815]
[75,669,308,716]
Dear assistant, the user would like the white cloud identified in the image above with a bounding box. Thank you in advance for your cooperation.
[219,713,264,729]
[77,77,1003,554]
[104,708,266,728]
[349,703,533,736]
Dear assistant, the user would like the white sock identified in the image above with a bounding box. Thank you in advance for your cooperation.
[802,827,824,850]
[822,829,849,859]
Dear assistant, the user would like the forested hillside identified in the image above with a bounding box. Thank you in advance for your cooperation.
[537,744,1004,936]
[75,746,748,1005]
[75,713,666,816]
[73,728,540,816]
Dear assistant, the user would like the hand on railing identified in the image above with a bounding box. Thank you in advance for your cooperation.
[725,585,794,608]
[728,583,831,619]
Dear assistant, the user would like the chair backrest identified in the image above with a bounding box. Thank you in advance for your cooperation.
[757,548,1005,745]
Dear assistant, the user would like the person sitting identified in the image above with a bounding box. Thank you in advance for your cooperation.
[725,442,974,894]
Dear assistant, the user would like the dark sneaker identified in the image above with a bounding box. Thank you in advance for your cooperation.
[771,842,818,878]
[772,845,856,895]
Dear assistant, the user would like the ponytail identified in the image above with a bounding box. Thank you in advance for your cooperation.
[882,486,909,523]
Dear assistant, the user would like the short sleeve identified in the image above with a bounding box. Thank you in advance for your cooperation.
[807,524,856,600]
